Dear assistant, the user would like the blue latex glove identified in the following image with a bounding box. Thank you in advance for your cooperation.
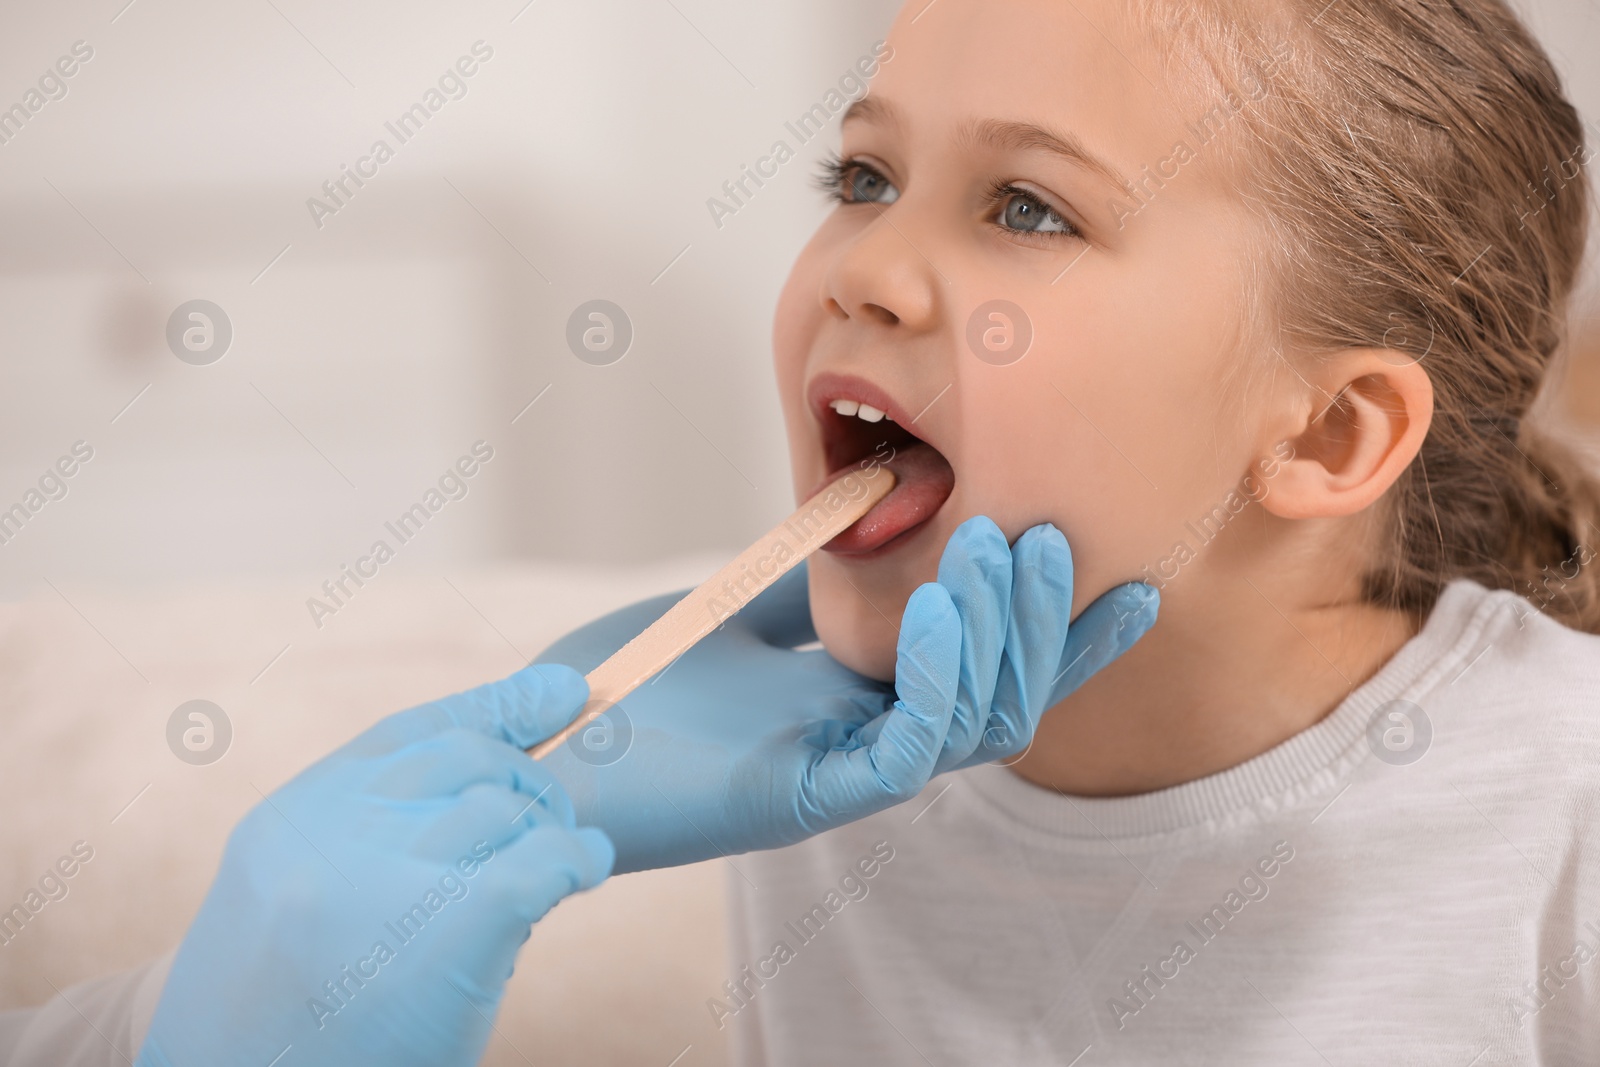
[137,665,613,1067]
[536,517,1157,874]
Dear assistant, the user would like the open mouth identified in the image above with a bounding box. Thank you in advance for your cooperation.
[807,376,956,556]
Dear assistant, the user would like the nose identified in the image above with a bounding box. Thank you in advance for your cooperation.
[819,207,941,333]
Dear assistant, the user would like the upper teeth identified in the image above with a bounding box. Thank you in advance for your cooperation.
[830,398,891,423]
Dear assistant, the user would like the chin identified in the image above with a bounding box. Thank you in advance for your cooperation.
[808,560,903,681]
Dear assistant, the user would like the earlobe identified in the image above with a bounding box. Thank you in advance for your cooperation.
[1259,350,1434,520]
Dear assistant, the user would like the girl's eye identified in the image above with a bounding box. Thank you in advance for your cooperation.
[817,156,900,206]
[995,187,1077,237]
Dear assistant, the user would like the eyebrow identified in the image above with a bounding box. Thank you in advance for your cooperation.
[842,96,1129,192]
[841,95,900,131]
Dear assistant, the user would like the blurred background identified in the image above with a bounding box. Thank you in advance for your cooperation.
[0,0,1597,1062]
[0,0,905,599]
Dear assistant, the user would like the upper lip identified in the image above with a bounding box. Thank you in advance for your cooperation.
[805,371,932,440]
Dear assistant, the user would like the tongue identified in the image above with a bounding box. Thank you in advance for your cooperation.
[824,442,955,555]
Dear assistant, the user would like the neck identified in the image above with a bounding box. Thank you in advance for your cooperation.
[1012,529,1420,797]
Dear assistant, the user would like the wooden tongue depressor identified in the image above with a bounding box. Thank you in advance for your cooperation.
[528,462,897,760]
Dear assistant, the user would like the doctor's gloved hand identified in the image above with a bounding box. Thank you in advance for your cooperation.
[136,665,613,1067]
[536,516,1157,874]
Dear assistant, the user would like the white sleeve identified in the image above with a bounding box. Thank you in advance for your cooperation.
[724,864,768,1067]
[0,951,174,1067]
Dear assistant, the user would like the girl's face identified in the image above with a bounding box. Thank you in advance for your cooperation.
[775,0,1280,678]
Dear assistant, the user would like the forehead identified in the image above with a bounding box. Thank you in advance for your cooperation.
[868,0,1193,174]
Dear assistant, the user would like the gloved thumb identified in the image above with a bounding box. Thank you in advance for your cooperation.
[356,664,590,755]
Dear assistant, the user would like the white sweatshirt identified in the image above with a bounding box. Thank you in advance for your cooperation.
[0,951,170,1065]
[724,580,1600,1065]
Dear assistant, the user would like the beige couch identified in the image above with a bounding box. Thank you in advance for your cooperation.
[0,559,735,1066]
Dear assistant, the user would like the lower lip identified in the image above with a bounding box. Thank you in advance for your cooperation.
[821,441,956,557]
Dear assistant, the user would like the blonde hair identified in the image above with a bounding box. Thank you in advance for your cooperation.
[1141,0,1600,629]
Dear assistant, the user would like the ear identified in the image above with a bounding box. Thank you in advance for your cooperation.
[1260,349,1434,520]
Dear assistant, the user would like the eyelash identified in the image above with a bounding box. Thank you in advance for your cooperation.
[983,177,1081,241]
[814,153,1081,241]
[813,153,861,201]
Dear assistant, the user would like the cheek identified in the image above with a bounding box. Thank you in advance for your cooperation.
[773,266,812,382]
[954,396,1167,610]
[773,239,833,494]
[948,293,1238,605]
[773,222,847,387]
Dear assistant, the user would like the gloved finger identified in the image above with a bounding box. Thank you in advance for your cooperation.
[409,783,572,862]
[803,583,960,828]
[427,664,591,748]
[934,517,1013,764]
[1046,582,1159,706]
[974,525,1075,766]
[475,826,615,928]
[373,729,576,823]
[357,665,590,755]
[725,563,819,649]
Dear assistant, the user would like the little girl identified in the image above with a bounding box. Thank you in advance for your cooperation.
[732,0,1600,1060]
